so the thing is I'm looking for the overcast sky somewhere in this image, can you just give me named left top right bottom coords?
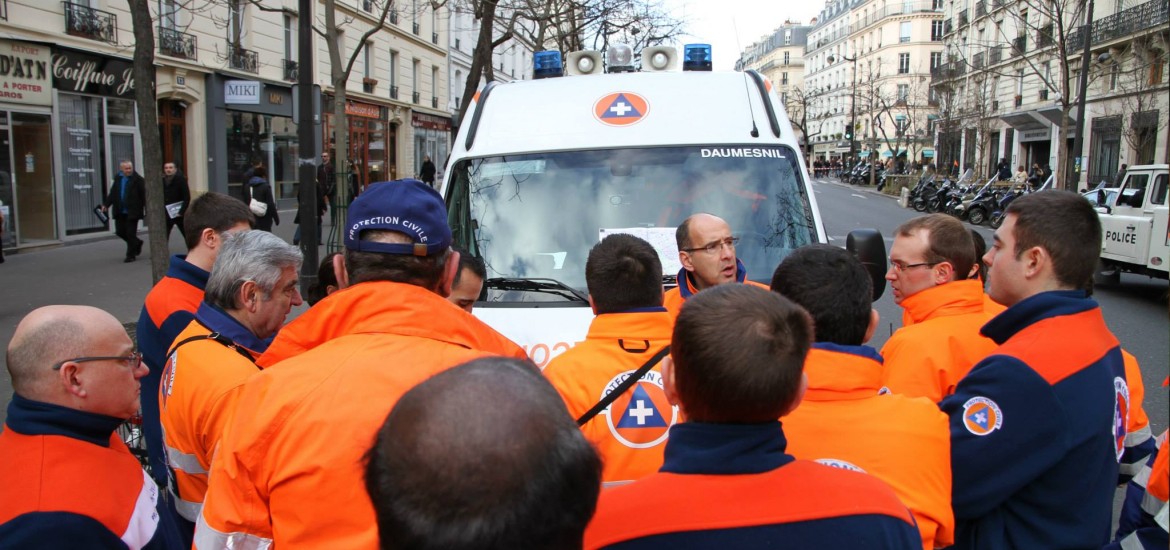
left=665, top=0, right=825, bottom=71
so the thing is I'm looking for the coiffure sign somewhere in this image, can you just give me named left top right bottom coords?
left=224, top=80, right=261, bottom=104
left=51, top=47, right=135, bottom=98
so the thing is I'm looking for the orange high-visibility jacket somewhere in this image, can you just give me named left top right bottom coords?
left=663, top=261, right=769, bottom=318
left=543, top=309, right=675, bottom=485
left=881, top=280, right=998, bottom=402
left=783, top=344, right=953, bottom=549
left=158, top=312, right=262, bottom=523
left=195, top=282, right=526, bottom=549
left=1120, top=350, right=1155, bottom=483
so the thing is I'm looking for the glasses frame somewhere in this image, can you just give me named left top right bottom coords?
left=52, top=352, right=143, bottom=371
left=681, top=236, right=740, bottom=255
left=889, top=259, right=944, bottom=272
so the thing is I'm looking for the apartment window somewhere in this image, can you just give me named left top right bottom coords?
left=283, top=15, right=295, bottom=62
left=431, top=65, right=438, bottom=94
left=1150, top=58, right=1164, bottom=85
left=362, top=0, right=372, bottom=12
left=455, top=38, right=461, bottom=50
left=227, top=0, right=244, bottom=44
left=932, top=0, right=943, bottom=9
left=930, top=51, right=942, bottom=70
left=931, top=20, right=944, bottom=40
left=1110, top=63, right=1119, bottom=90
left=785, top=30, right=792, bottom=45
left=897, top=84, right=909, bottom=101
left=390, top=50, right=398, bottom=87
left=898, top=53, right=910, bottom=73
left=781, top=92, right=789, bottom=104
left=781, top=72, right=789, bottom=85
left=900, top=22, right=912, bottom=43
left=159, top=0, right=180, bottom=29
left=1016, top=69, right=1025, bottom=96
left=412, top=58, right=419, bottom=92
left=363, top=43, right=372, bottom=79
left=784, top=51, right=790, bottom=65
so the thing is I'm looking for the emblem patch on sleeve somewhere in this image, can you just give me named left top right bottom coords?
left=962, top=396, right=1003, bottom=436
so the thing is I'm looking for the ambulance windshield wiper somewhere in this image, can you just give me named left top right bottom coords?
left=484, top=278, right=590, bottom=303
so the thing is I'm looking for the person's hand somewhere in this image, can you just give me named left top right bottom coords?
left=100, top=205, right=108, bottom=213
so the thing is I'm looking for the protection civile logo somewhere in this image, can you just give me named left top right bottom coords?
left=1113, top=376, right=1130, bottom=462
left=602, top=370, right=677, bottom=448
left=594, top=92, right=649, bottom=126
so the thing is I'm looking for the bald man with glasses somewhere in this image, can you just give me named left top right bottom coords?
left=880, top=214, right=998, bottom=403
left=0, top=305, right=180, bottom=549
left=663, top=213, right=768, bottom=317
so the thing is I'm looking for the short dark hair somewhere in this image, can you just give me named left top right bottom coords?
left=675, top=217, right=694, bottom=250
left=1005, top=190, right=1101, bottom=288
left=586, top=234, right=663, bottom=313
left=452, top=246, right=486, bottom=287
left=182, top=192, right=255, bottom=250
left=771, top=244, right=871, bottom=345
left=969, top=229, right=988, bottom=283
left=252, top=166, right=267, bottom=179
left=896, top=214, right=975, bottom=281
left=365, top=357, right=602, bottom=550
left=671, top=285, right=812, bottom=423
left=345, top=230, right=452, bottom=290
left=306, top=253, right=341, bottom=306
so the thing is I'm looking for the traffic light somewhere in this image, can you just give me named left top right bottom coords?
left=844, top=129, right=853, bottom=140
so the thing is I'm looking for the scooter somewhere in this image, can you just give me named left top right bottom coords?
left=951, top=177, right=997, bottom=221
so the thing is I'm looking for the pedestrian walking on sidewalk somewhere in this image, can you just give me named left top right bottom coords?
left=102, top=160, right=146, bottom=263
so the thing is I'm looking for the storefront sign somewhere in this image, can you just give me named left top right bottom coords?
left=411, top=112, right=451, bottom=131
left=51, top=47, right=134, bottom=98
left=0, top=40, right=52, bottom=106
left=1019, top=128, right=1051, bottom=143
left=225, top=80, right=260, bottom=104
left=345, top=99, right=381, bottom=118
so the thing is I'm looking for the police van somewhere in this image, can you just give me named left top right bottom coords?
left=1091, top=163, right=1169, bottom=284
left=441, top=44, right=882, bottom=367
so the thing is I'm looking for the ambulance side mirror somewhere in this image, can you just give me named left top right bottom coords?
left=846, top=228, right=887, bottom=301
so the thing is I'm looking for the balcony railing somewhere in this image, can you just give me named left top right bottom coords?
left=431, top=96, right=438, bottom=108
left=972, top=51, right=985, bottom=68
left=1068, top=0, right=1169, bottom=51
left=930, top=61, right=965, bottom=84
left=943, top=19, right=953, bottom=35
left=849, top=1, right=944, bottom=33
left=64, top=2, right=117, bottom=44
left=390, top=85, right=399, bottom=99
left=228, top=44, right=258, bottom=73
left=989, top=45, right=1003, bottom=64
left=958, top=9, right=969, bottom=26
left=363, top=78, right=377, bottom=94
left=283, top=59, right=298, bottom=82
left=412, top=91, right=420, bottom=104
left=1037, top=24, right=1054, bottom=48
left=158, top=26, right=197, bottom=59
left=1011, top=35, right=1026, bottom=56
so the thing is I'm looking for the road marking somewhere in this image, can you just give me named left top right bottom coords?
left=851, top=193, right=867, bottom=199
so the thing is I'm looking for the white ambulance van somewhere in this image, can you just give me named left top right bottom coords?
left=1092, top=163, right=1169, bottom=284
left=441, top=45, right=869, bottom=367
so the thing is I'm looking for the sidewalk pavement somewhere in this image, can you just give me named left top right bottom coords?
left=0, top=207, right=327, bottom=423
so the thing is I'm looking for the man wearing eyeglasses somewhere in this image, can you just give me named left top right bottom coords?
left=663, top=213, right=768, bottom=317
left=0, top=305, right=175, bottom=548
left=880, top=213, right=998, bottom=403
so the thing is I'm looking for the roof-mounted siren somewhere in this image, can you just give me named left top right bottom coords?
left=606, top=43, right=637, bottom=73
left=641, top=46, right=679, bottom=72
left=533, top=50, right=564, bottom=79
left=566, top=51, right=604, bottom=76
left=683, top=44, right=712, bottom=71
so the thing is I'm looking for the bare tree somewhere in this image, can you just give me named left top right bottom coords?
left=1106, top=45, right=1170, bottom=165
left=784, top=85, right=823, bottom=165
left=125, top=0, right=167, bottom=282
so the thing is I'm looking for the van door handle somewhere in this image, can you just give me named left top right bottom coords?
left=1125, top=225, right=1136, bottom=230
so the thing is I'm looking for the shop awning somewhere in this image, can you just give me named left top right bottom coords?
left=922, top=150, right=936, bottom=158
left=999, top=111, right=1048, bottom=131
left=881, top=150, right=907, bottom=158
left=858, top=151, right=871, bottom=158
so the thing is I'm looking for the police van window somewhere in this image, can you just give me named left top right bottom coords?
left=1119, top=174, right=1149, bottom=208
left=445, top=145, right=816, bottom=302
left=1151, top=174, right=1167, bottom=206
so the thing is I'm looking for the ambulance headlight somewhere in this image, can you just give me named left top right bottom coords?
left=683, top=44, right=712, bottom=71
left=606, top=43, right=635, bottom=73
left=533, top=50, right=564, bottom=79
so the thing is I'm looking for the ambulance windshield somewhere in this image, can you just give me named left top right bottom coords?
left=445, top=145, right=817, bottom=304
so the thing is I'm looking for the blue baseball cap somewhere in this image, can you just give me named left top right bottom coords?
left=344, top=179, right=452, bottom=257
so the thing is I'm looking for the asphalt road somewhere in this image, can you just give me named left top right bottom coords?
left=812, top=177, right=1169, bottom=437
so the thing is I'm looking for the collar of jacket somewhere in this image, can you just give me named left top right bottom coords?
left=900, top=279, right=987, bottom=325
left=660, top=421, right=794, bottom=475
left=980, top=289, right=1094, bottom=345
left=4, top=393, right=123, bottom=447
left=675, top=259, right=750, bottom=299
left=167, top=254, right=210, bottom=290
left=803, top=343, right=884, bottom=402
left=587, top=308, right=673, bottom=343
left=256, top=280, right=524, bottom=367
left=195, top=302, right=270, bottom=355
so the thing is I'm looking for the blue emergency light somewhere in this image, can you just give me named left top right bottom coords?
left=683, top=44, right=712, bottom=71
left=533, top=51, right=564, bottom=79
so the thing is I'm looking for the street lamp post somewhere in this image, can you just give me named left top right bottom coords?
left=828, top=53, right=858, bottom=169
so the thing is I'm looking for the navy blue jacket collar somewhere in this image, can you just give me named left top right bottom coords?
left=4, top=393, right=124, bottom=447
left=811, top=342, right=884, bottom=364
left=676, top=259, right=750, bottom=299
left=661, top=421, right=794, bottom=475
left=167, top=254, right=210, bottom=289
left=981, top=290, right=1095, bottom=344
left=194, top=302, right=270, bottom=354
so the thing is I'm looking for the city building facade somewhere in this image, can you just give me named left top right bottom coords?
left=931, top=0, right=1167, bottom=185
left=737, top=21, right=813, bottom=153
left=0, top=0, right=448, bottom=252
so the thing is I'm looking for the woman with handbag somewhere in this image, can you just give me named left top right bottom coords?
left=247, top=166, right=279, bottom=232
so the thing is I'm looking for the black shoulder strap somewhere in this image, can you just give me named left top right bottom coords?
left=576, top=346, right=671, bottom=427
left=167, top=332, right=256, bottom=364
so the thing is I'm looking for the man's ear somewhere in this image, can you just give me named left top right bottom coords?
left=934, top=260, right=955, bottom=284
left=1023, top=246, right=1047, bottom=279
left=779, top=373, right=808, bottom=417
left=438, top=250, right=461, bottom=297
left=333, top=254, right=350, bottom=290
left=60, top=362, right=86, bottom=399
left=863, top=308, right=880, bottom=344
left=678, top=251, right=694, bottom=272
left=200, top=228, right=217, bottom=249
left=239, top=280, right=261, bottom=312
left=661, top=356, right=680, bottom=407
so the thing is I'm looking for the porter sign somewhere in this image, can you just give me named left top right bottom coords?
left=225, top=80, right=260, bottom=104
